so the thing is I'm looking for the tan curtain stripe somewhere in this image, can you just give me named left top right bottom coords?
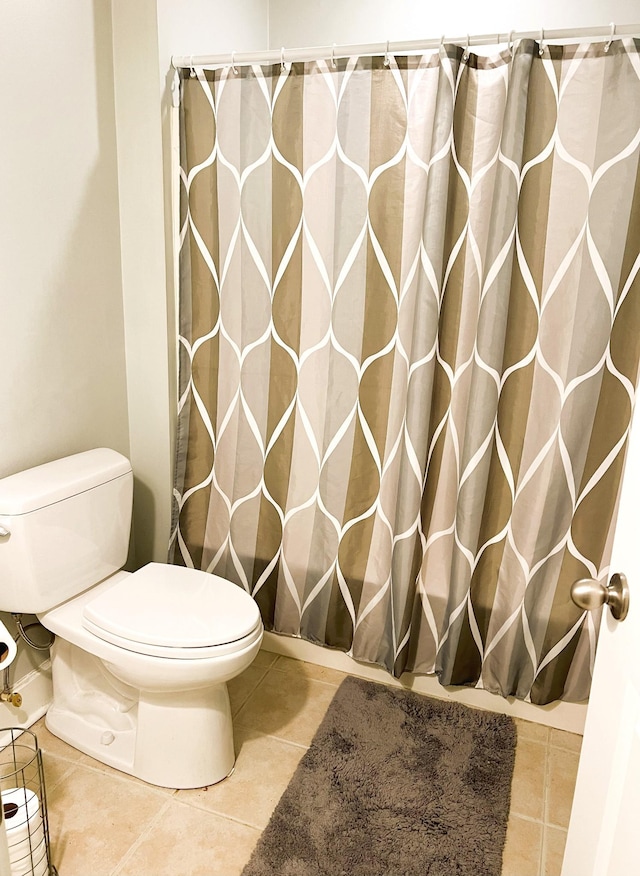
left=172, top=39, right=640, bottom=704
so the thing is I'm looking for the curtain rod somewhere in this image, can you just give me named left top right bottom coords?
left=171, top=22, right=640, bottom=69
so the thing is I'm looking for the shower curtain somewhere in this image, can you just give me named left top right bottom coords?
left=171, top=38, right=640, bottom=705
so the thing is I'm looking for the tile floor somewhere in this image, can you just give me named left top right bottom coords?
left=27, top=650, right=580, bottom=875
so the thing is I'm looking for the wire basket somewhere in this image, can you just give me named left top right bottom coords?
left=0, top=728, right=57, bottom=876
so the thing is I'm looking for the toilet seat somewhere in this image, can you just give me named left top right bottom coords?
left=82, top=563, right=263, bottom=660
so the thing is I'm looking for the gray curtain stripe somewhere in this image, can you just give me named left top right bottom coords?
left=172, top=40, right=640, bottom=705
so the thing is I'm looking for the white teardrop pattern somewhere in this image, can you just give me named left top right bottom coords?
left=172, top=40, right=640, bottom=704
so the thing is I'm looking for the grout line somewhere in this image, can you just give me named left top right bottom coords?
left=41, top=748, right=85, bottom=768
left=514, top=725, right=551, bottom=747
left=234, top=718, right=312, bottom=750
left=173, top=794, right=266, bottom=833
left=239, top=728, right=310, bottom=750
left=231, top=664, right=274, bottom=720
left=109, top=797, right=173, bottom=876
left=259, top=649, right=280, bottom=666
left=548, top=742, right=582, bottom=755
left=546, top=821, right=570, bottom=832
left=68, top=758, right=175, bottom=796
left=508, top=812, right=547, bottom=826
left=268, top=669, right=344, bottom=688
left=234, top=660, right=343, bottom=725
left=236, top=722, right=311, bottom=750
left=43, top=759, right=79, bottom=795
left=539, top=739, right=552, bottom=876
left=266, top=659, right=346, bottom=688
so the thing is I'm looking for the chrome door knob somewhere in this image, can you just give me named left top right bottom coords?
left=571, top=573, right=629, bottom=622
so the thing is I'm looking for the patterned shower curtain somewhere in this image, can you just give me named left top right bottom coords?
left=171, top=39, right=640, bottom=705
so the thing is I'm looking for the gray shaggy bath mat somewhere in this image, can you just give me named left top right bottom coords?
left=241, top=676, right=516, bottom=876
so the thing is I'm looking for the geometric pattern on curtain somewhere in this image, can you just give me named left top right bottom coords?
left=171, top=39, right=640, bottom=704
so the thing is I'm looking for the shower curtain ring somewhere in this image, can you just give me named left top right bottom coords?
left=507, top=30, right=515, bottom=57
left=384, top=40, right=391, bottom=66
left=231, top=51, right=238, bottom=75
left=189, top=55, right=196, bottom=78
left=331, top=43, right=337, bottom=68
left=280, top=46, right=287, bottom=72
left=462, top=34, right=470, bottom=62
left=539, top=28, right=545, bottom=57
left=605, top=22, right=616, bottom=52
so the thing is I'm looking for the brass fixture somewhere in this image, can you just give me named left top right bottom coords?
left=0, top=691, right=22, bottom=708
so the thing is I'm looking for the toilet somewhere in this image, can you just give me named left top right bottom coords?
left=0, top=448, right=263, bottom=789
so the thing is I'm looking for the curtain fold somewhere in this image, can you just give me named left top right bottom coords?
left=172, top=39, right=640, bottom=704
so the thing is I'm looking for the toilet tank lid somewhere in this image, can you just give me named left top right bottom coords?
left=0, top=449, right=132, bottom=516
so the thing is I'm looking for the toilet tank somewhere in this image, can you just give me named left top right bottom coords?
left=0, top=449, right=133, bottom=613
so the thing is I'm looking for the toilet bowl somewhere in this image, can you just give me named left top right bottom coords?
left=0, top=449, right=264, bottom=789
left=40, top=564, right=263, bottom=788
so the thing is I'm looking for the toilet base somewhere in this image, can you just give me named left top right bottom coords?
left=134, top=686, right=235, bottom=788
left=46, top=639, right=236, bottom=789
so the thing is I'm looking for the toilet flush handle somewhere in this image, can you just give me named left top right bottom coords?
left=0, top=526, right=9, bottom=537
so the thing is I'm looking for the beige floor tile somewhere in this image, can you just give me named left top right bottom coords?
left=47, top=763, right=168, bottom=876
left=228, top=664, right=271, bottom=717
left=235, top=671, right=338, bottom=746
left=549, top=728, right=583, bottom=753
left=547, top=747, right=580, bottom=828
left=114, top=799, right=260, bottom=876
left=177, top=726, right=304, bottom=829
left=502, top=814, right=543, bottom=876
left=29, top=717, right=85, bottom=763
left=227, top=647, right=282, bottom=716
left=28, top=660, right=580, bottom=876
left=75, top=752, right=178, bottom=794
left=515, top=717, right=550, bottom=745
left=41, top=751, right=78, bottom=794
left=271, top=655, right=347, bottom=686
left=543, top=826, right=568, bottom=876
left=252, top=649, right=280, bottom=670
left=509, top=738, right=547, bottom=821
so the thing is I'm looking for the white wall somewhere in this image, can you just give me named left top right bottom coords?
left=0, top=0, right=129, bottom=477
left=0, top=0, right=129, bottom=682
left=157, top=0, right=269, bottom=61
left=111, top=0, right=172, bottom=567
left=269, top=0, right=640, bottom=48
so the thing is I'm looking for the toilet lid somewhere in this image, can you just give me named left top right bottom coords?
left=82, top=563, right=261, bottom=649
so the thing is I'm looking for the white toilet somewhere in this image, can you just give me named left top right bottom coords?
left=0, top=448, right=263, bottom=789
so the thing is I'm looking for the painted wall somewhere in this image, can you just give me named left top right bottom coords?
left=269, top=0, right=640, bottom=48
left=110, top=0, right=172, bottom=569
left=0, top=0, right=128, bottom=478
left=0, top=0, right=129, bottom=683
